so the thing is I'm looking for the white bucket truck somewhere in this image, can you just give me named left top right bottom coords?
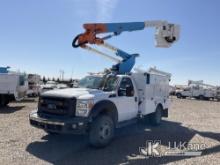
left=0, top=67, right=28, bottom=107
left=29, top=20, right=179, bottom=147
left=176, top=80, right=216, bottom=100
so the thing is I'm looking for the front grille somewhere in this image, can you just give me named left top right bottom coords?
left=38, top=96, right=76, bottom=116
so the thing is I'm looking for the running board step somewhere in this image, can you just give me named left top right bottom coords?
left=116, top=118, right=138, bottom=128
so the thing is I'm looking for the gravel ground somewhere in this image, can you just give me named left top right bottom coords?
left=0, top=97, right=220, bottom=165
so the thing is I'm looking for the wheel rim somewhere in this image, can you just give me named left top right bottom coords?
left=99, top=122, right=111, bottom=140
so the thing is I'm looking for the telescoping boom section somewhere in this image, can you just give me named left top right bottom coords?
left=73, top=20, right=180, bottom=74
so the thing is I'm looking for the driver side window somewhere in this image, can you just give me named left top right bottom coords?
left=118, top=77, right=134, bottom=97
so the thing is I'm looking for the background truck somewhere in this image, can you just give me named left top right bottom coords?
left=27, top=74, right=41, bottom=97
left=39, top=81, right=57, bottom=94
left=176, top=80, right=216, bottom=100
left=215, top=87, right=220, bottom=101
left=0, top=67, right=28, bottom=107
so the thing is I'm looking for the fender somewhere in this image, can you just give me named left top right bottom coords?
left=89, top=100, right=118, bottom=124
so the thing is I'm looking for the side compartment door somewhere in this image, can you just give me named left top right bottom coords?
left=144, top=74, right=156, bottom=115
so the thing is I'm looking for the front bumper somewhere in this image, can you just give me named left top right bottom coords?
left=29, top=111, right=90, bottom=134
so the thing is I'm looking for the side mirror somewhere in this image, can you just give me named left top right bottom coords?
left=118, top=88, right=125, bottom=96
left=126, top=86, right=134, bottom=97
left=109, top=92, right=116, bottom=98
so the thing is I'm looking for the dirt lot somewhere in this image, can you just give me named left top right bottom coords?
left=0, top=97, right=220, bottom=165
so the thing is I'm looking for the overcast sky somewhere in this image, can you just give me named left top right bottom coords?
left=0, top=0, right=220, bottom=85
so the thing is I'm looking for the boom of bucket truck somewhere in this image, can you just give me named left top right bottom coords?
left=72, top=20, right=180, bottom=74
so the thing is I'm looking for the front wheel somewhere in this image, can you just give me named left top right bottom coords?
left=89, top=115, right=114, bottom=148
left=150, top=105, right=162, bottom=126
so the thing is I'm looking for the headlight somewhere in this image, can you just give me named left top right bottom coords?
left=76, top=99, right=94, bottom=117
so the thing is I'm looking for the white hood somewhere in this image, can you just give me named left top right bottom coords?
left=41, top=88, right=110, bottom=99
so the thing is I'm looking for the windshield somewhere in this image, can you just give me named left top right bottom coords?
left=103, top=76, right=118, bottom=91
left=78, top=76, right=103, bottom=89
left=78, top=75, right=118, bottom=91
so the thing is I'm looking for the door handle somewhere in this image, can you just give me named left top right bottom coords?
left=135, top=97, right=138, bottom=102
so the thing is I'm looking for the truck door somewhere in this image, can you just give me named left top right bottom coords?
left=116, top=77, right=138, bottom=121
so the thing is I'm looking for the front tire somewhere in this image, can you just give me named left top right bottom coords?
left=150, top=105, right=162, bottom=126
left=89, top=115, right=114, bottom=148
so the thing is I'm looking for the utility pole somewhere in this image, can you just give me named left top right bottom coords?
left=59, top=70, right=64, bottom=81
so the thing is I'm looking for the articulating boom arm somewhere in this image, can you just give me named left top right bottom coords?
left=72, top=20, right=180, bottom=74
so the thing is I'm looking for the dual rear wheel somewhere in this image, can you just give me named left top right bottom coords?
left=149, top=105, right=162, bottom=126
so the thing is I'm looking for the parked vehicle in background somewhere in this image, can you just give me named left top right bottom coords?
left=0, top=67, right=28, bottom=107
left=176, top=80, right=216, bottom=100
left=56, top=83, right=68, bottom=89
left=215, top=87, right=220, bottom=101
left=40, top=81, right=57, bottom=94
left=169, top=85, right=176, bottom=95
left=70, top=79, right=79, bottom=88
left=27, top=74, right=41, bottom=97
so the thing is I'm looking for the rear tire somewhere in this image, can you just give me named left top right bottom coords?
left=0, top=95, right=9, bottom=107
left=199, top=95, right=204, bottom=100
left=150, top=105, right=162, bottom=126
left=176, top=93, right=182, bottom=98
left=89, top=115, right=114, bottom=148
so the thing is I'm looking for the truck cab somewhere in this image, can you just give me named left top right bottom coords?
left=30, top=70, right=170, bottom=147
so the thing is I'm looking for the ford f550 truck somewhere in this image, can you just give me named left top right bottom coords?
left=30, top=20, right=179, bottom=147
left=29, top=68, right=171, bottom=147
